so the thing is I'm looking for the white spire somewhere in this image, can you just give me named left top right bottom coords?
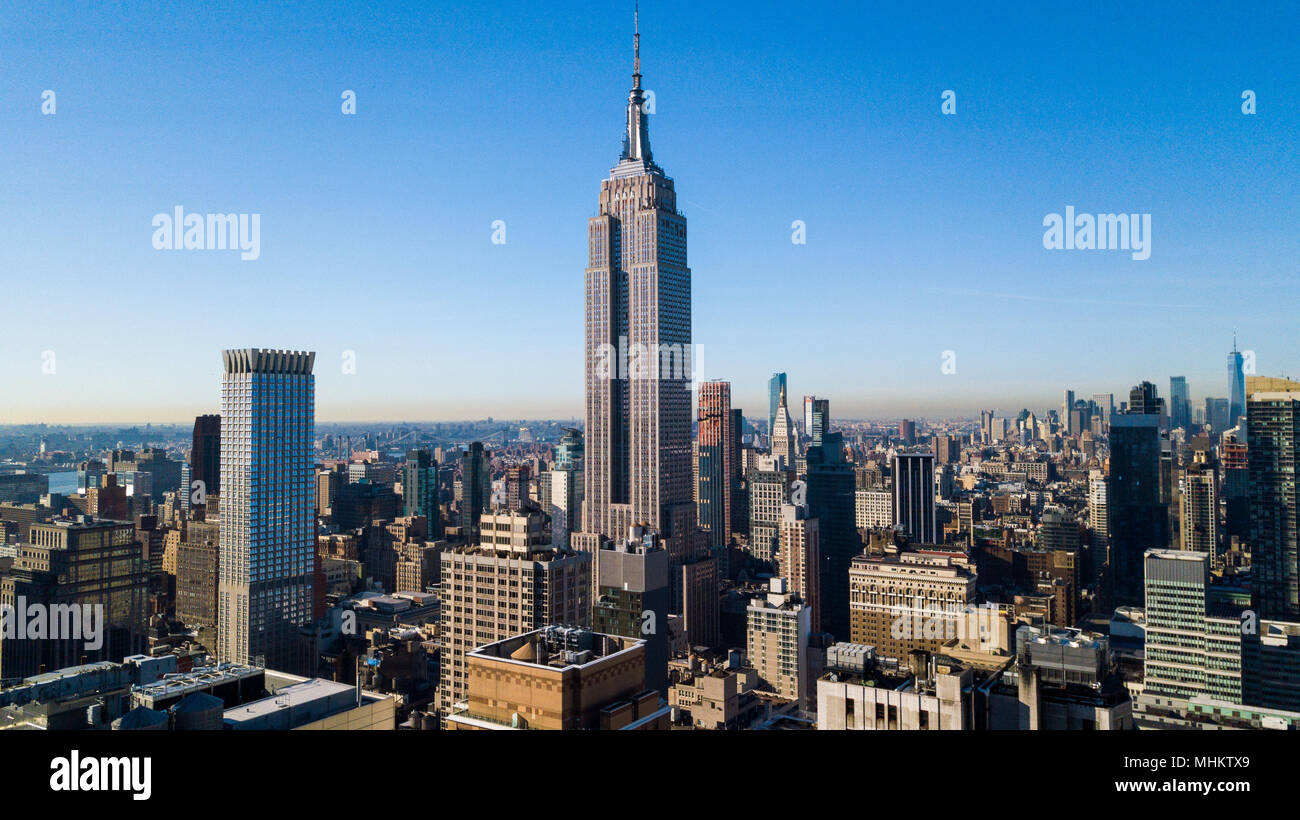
left=621, top=2, right=652, bottom=164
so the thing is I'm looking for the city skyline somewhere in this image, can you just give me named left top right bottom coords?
left=4, top=0, right=1300, bottom=764
left=4, top=1, right=1299, bottom=423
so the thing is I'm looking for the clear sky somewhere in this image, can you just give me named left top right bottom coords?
left=2, top=1, right=1297, bottom=424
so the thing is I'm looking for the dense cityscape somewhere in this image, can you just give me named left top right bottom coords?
left=1, top=0, right=1295, bottom=804
left=3, top=346, right=1295, bottom=735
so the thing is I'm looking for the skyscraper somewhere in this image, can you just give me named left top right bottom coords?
left=1228, top=338, right=1247, bottom=429
left=594, top=527, right=669, bottom=694
left=730, top=407, right=749, bottom=539
left=1180, top=463, right=1218, bottom=559
left=1108, top=388, right=1167, bottom=609
left=551, top=427, right=585, bottom=549
left=748, top=454, right=793, bottom=569
left=933, top=433, right=960, bottom=465
left=555, top=426, right=584, bottom=471
left=1169, top=376, right=1190, bottom=431
left=697, top=380, right=734, bottom=550
left=1092, top=393, right=1114, bottom=429
left=1088, top=469, right=1109, bottom=585
left=808, top=398, right=829, bottom=448
left=893, top=452, right=936, bottom=544
left=1206, top=397, right=1231, bottom=432
left=191, top=414, right=221, bottom=497
left=403, top=449, right=440, bottom=537
left=1128, top=380, right=1165, bottom=416
left=1222, top=431, right=1249, bottom=543
left=437, top=529, right=591, bottom=717
left=1063, top=390, right=1076, bottom=435
left=898, top=419, right=916, bottom=445
left=460, top=442, right=490, bottom=542
left=768, top=372, right=787, bottom=438
left=779, top=502, right=821, bottom=632
left=550, top=468, right=582, bottom=550
left=0, top=518, right=149, bottom=680
left=806, top=429, right=856, bottom=638
left=217, top=348, right=316, bottom=671
left=770, top=384, right=797, bottom=466
left=1247, top=376, right=1300, bottom=621
left=747, top=578, right=813, bottom=708
left=579, top=11, right=695, bottom=577
left=1142, top=549, right=1243, bottom=706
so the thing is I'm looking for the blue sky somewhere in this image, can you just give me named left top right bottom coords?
left=2, top=0, right=1297, bottom=423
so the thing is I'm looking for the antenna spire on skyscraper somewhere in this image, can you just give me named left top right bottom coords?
left=620, top=1, right=653, bottom=163
left=633, top=1, right=641, bottom=89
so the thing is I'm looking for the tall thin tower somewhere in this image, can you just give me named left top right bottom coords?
left=697, top=380, right=733, bottom=550
left=1228, top=335, right=1246, bottom=429
left=579, top=6, right=696, bottom=571
left=217, top=348, right=316, bottom=671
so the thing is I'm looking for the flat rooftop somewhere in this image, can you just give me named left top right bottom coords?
left=471, top=626, right=643, bottom=671
left=222, top=677, right=389, bottom=730
left=133, top=662, right=263, bottom=699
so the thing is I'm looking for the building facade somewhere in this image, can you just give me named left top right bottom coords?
left=216, top=348, right=316, bottom=671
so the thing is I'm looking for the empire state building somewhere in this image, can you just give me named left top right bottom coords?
left=576, top=11, right=698, bottom=575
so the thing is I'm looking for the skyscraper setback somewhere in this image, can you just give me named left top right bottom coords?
left=579, top=16, right=696, bottom=574
left=217, top=349, right=317, bottom=672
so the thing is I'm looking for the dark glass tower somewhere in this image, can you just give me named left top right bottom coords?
left=806, top=429, right=855, bottom=639
left=892, top=452, right=936, bottom=544
left=1108, top=388, right=1167, bottom=608
left=1248, top=380, right=1300, bottom=620
left=404, top=449, right=441, bottom=537
left=460, top=442, right=491, bottom=542
left=191, top=414, right=221, bottom=496
left=1170, top=376, right=1190, bottom=430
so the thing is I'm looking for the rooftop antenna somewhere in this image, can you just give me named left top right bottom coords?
left=633, top=1, right=641, bottom=88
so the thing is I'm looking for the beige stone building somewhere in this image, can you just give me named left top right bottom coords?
left=446, top=626, right=668, bottom=730
left=848, top=549, right=977, bottom=659
left=437, top=513, right=591, bottom=716
left=778, top=503, right=820, bottom=632
left=745, top=578, right=811, bottom=708
left=668, top=651, right=762, bottom=729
